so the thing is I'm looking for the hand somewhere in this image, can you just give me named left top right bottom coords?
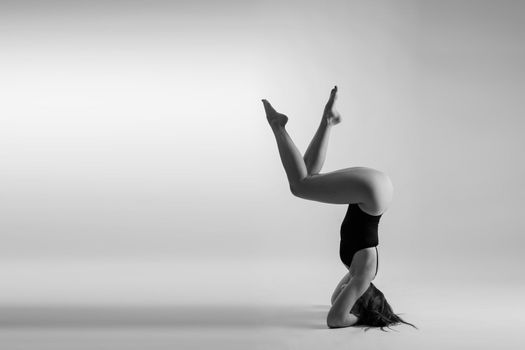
left=323, top=86, right=341, bottom=126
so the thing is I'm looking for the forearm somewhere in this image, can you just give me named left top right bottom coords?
left=331, top=283, right=347, bottom=305
left=327, top=277, right=370, bottom=328
left=334, top=277, right=369, bottom=313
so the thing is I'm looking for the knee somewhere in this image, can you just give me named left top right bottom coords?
left=289, top=180, right=305, bottom=197
left=289, top=183, right=299, bottom=197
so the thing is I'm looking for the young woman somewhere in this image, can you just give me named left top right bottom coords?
left=262, top=86, right=416, bottom=330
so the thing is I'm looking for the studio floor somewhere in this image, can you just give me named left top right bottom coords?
left=0, top=259, right=522, bottom=349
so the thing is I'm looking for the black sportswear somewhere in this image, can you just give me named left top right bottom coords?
left=339, top=203, right=382, bottom=276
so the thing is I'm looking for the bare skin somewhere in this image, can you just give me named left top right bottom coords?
left=262, top=86, right=394, bottom=328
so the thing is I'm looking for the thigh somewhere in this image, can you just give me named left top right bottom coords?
left=294, top=168, right=373, bottom=205
left=298, top=167, right=393, bottom=215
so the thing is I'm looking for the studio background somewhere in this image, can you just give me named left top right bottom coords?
left=1, top=0, right=523, bottom=349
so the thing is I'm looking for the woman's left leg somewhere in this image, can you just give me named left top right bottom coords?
left=263, top=100, right=371, bottom=205
left=303, top=86, right=341, bottom=175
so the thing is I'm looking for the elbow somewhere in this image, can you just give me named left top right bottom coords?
left=327, top=312, right=358, bottom=329
left=326, top=315, right=341, bottom=329
left=326, top=308, right=339, bottom=328
left=326, top=310, right=353, bottom=329
left=327, top=319, right=343, bottom=329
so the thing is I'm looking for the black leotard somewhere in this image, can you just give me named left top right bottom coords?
left=340, top=203, right=382, bottom=276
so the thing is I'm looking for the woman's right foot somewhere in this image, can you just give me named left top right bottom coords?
left=262, top=99, right=288, bottom=128
left=323, top=86, right=342, bottom=126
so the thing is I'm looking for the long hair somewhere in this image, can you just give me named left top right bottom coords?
left=350, top=283, right=418, bottom=331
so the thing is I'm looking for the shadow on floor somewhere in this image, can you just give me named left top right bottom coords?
left=0, top=304, right=330, bottom=330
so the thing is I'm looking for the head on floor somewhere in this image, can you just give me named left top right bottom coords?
left=350, top=283, right=417, bottom=331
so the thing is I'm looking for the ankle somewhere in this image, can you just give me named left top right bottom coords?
left=270, top=123, right=285, bottom=132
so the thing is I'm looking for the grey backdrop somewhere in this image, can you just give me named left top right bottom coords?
left=0, top=0, right=523, bottom=347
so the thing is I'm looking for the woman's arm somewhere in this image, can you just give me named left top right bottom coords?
left=330, top=271, right=351, bottom=305
left=327, top=276, right=371, bottom=328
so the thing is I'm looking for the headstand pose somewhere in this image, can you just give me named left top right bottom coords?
left=262, top=86, right=416, bottom=330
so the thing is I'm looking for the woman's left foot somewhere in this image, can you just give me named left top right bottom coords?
left=262, top=99, right=288, bottom=128
left=323, top=86, right=342, bottom=126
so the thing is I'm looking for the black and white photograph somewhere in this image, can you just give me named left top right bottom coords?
left=1, top=0, right=523, bottom=349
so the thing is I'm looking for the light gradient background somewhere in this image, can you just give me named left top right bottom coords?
left=1, top=0, right=524, bottom=349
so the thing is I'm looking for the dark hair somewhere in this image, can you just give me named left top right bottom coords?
left=350, top=283, right=418, bottom=331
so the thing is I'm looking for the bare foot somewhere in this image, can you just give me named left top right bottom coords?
left=323, top=86, right=341, bottom=126
left=262, top=99, right=288, bottom=128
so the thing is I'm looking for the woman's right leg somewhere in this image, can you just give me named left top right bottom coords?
left=262, top=99, right=390, bottom=211
left=267, top=123, right=371, bottom=205
left=293, top=167, right=393, bottom=212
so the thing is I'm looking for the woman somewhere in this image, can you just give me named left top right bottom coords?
left=262, top=86, right=416, bottom=330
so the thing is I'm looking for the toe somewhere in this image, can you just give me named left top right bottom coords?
left=262, top=100, right=277, bottom=114
left=327, top=91, right=336, bottom=105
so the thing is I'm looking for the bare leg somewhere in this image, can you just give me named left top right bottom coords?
left=303, top=119, right=331, bottom=175
left=303, top=86, right=341, bottom=175
left=269, top=124, right=309, bottom=189
left=262, top=99, right=308, bottom=190
left=262, top=96, right=391, bottom=211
